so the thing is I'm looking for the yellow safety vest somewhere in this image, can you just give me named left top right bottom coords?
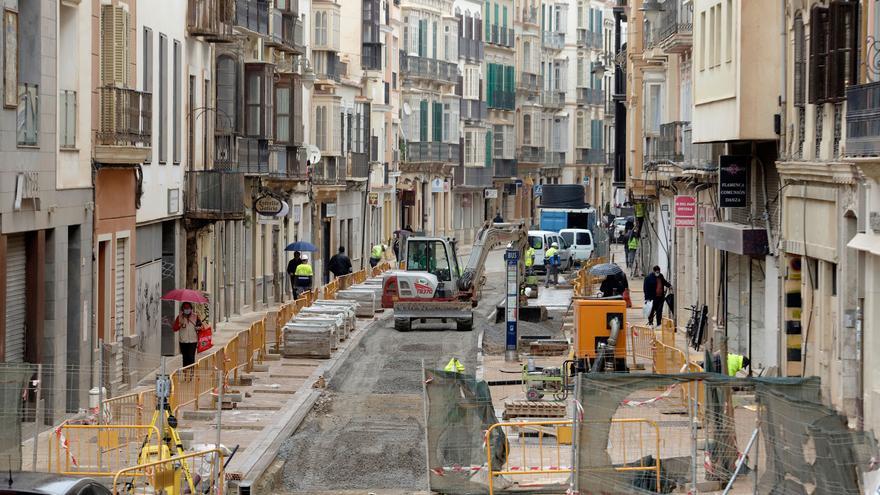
left=627, top=235, right=639, bottom=250
left=728, top=354, right=744, bottom=376
left=371, top=245, right=384, bottom=258
left=525, top=247, right=536, bottom=268
left=294, top=263, right=314, bottom=276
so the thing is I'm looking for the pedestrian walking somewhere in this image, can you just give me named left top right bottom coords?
left=328, top=246, right=353, bottom=278
left=544, top=242, right=561, bottom=288
left=172, top=302, right=201, bottom=369
left=626, top=230, right=639, bottom=269
left=294, top=254, right=315, bottom=297
left=370, top=243, right=386, bottom=268
left=643, top=265, right=672, bottom=326
left=287, top=250, right=302, bottom=296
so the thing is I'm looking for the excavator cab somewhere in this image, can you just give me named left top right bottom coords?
left=404, top=238, right=461, bottom=298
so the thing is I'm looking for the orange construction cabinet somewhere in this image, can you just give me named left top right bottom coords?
left=573, top=299, right=627, bottom=360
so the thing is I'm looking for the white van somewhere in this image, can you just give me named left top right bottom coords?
left=559, top=229, right=594, bottom=262
left=527, top=230, right=573, bottom=273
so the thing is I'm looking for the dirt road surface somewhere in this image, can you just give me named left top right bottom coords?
left=276, top=257, right=506, bottom=494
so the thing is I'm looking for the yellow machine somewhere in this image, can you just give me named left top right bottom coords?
left=572, top=298, right=628, bottom=372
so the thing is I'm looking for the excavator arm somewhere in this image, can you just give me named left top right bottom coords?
left=457, top=222, right=528, bottom=293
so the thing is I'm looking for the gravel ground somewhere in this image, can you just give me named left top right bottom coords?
left=482, top=303, right=569, bottom=355
left=276, top=266, right=504, bottom=494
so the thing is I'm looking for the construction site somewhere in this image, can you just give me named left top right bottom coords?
left=3, top=238, right=878, bottom=494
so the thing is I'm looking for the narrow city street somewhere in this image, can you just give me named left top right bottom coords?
left=275, top=255, right=506, bottom=494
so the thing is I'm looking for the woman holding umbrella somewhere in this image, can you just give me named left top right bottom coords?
left=172, top=302, right=202, bottom=368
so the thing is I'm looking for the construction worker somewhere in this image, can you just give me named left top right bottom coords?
left=712, top=352, right=750, bottom=376
left=626, top=229, right=639, bottom=270
left=544, top=242, right=560, bottom=288
left=294, top=254, right=314, bottom=297
left=370, top=243, right=386, bottom=268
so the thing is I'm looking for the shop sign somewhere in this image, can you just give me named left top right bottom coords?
left=325, top=202, right=337, bottom=217
left=293, top=204, right=302, bottom=222
left=719, top=155, right=750, bottom=208
left=368, top=192, right=379, bottom=205
left=485, top=188, right=499, bottom=199
left=254, top=195, right=283, bottom=216
left=534, top=184, right=543, bottom=197
left=431, top=178, right=445, bottom=193
left=674, top=195, right=697, bottom=228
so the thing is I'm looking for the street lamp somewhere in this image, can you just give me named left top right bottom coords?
left=292, top=55, right=316, bottom=90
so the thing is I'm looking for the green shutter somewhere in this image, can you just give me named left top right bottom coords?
left=485, top=131, right=493, bottom=167
left=505, top=66, right=514, bottom=94
left=589, top=8, right=594, bottom=32
left=598, top=11, right=603, bottom=31
left=494, top=4, right=499, bottom=27
left=432, top=21, right=437, bottom=59
left=487, top=64, right=495, bottom=107
left=503, top=6, right=507, bottom=28
left=419, top=19, right=427, bottom=57
left=541, top=5, right=545, bottom=30
left=420, top=100, right=428, bottom=141
left=485, top=1, right=490, bottom=38
left=433, top=102, right=442, bottom=142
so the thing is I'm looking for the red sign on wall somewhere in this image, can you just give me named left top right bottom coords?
left=674, top=195, right=697, bottom=228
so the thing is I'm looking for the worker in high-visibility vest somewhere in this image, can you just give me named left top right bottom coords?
left=294, top=254, right=314, bottom=297
left=626, top=230, right=639, bottom=269
left=544, top=242, right=560, bottom=288
left=713, top=352, right=751, bottom=376
left=370, top=243, right=386, bottom=268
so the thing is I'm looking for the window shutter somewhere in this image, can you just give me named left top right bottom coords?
left=101, top=5, right=130, bottom=86
left=433, top=101, right=442, bottom=142
left=419, top=100, right=428, bottom=141
left=809, top=5, right=829, bottom=104
left=505, top=65, right=514, bottom=94
left=794, top=14, right=805, bottom=106
left=829, top=0, right=858, bottom=101
left=485, top=130, right=492, bottom=167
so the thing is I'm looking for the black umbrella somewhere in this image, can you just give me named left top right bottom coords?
left=285, top=241, right=317, bottom=252
left=589, top=263, right=624, bottom=277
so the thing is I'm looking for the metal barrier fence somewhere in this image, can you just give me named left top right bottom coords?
left=170, top=351, right=222, bottom=413
left=485, top=418, right=661, bottom=495
left=49, top=424, right=161, bottom=477
left=485, top=420, right=573, bottom=494
left=660, top=318, right=675, bottom=347
left=111, top=448, right=226, bottom=495
left=628, top=324, right=655, bottom=370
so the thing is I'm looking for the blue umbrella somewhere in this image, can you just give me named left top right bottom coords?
left=285, top=241, right=317, bottom=252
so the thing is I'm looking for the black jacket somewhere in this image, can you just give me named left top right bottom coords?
left=328, top=253, right=352, bottom=276
left=643, top=272, right=671, bottom=301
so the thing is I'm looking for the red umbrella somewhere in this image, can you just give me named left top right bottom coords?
left=161, top=288, right=209, bottom=304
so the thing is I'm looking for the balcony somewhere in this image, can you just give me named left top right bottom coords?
left=577, top=87, right=604, bottom=106
left=313, top=157, right=347, bottom=185
left=544, top=151, right=565, bottom=168
left=488, top=90, right=515, bottom=111
left=517, top=145, right=545, bottom=164
left=185, top=170, right=246, bottom=221
left=644, top=121, right=687, bottom=163
left=576, top=148, right=606, bottom=165
left=403, top=142, right=460, bottom=163
left=188, top=0, right=235, bottom=41
left=488, top=25, right=515, bottom=48
left=349, top=152, right=370, bottom=179
left=267, top=9, right=304, bottom=53
left=59, top=90, right=76, bottom=149
left=95, top=87, right=152, bottom=165
left=846, top=82, right=880, bottom=157
left=461, top=99, right=488, bottom=122
left=236, top=137, right=269, bottom=174
left=493, top=158, right=517, bottom=178
left=234, top=0, right=269, bottom=37
left=577, top=29, right=602, bottom=49
left=518, top=72, right=543, bottom=93
left=399, top=51, right=459, bottom=84
left=454, top=164, right=494, bottom=187
left=542, top=90, right=566, bottom=108
left=657, top=1, right=693, bottom=54
left=459, top=37, right=484, bottom=62
left=542, top=31, right=565, bottom=51
left=268, top=145, right=308, bottom=180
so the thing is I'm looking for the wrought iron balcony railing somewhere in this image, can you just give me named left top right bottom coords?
left=97, top=86, right=152, bottom=148
left=399, top=51, right=459, bottom=84
left=185, top=170, right=246, bottom=220
left=402, top=142, right=460, bottom=163
left=517, top=145, right=545, bottom=163
left=234, top=0, right=269, bottom=36
left=518, top=72, right=543, bottom=92
left=493, top=158, right=517, bottom=178
left=268, top=9, right=304, bottom=53
left=542, top=31, right=565, bottom=50
left=542, top=90, right=566, bottom=108
left=488, top=90, right=515, bottom=110
left=188, top=0, right=235, bottom=41
left=846, top=82, right=880, bottom=157
left=576, top=148, right=606, bottom=165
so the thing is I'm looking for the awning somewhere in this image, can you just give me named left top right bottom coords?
left=704, top=222, right=769, bottom=256
left=847, top=233, right=880, bottom=256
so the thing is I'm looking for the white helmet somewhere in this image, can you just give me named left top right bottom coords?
left=551, top=242, right=559, bottom=248
left=301, top=254, right=309, bottom=261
